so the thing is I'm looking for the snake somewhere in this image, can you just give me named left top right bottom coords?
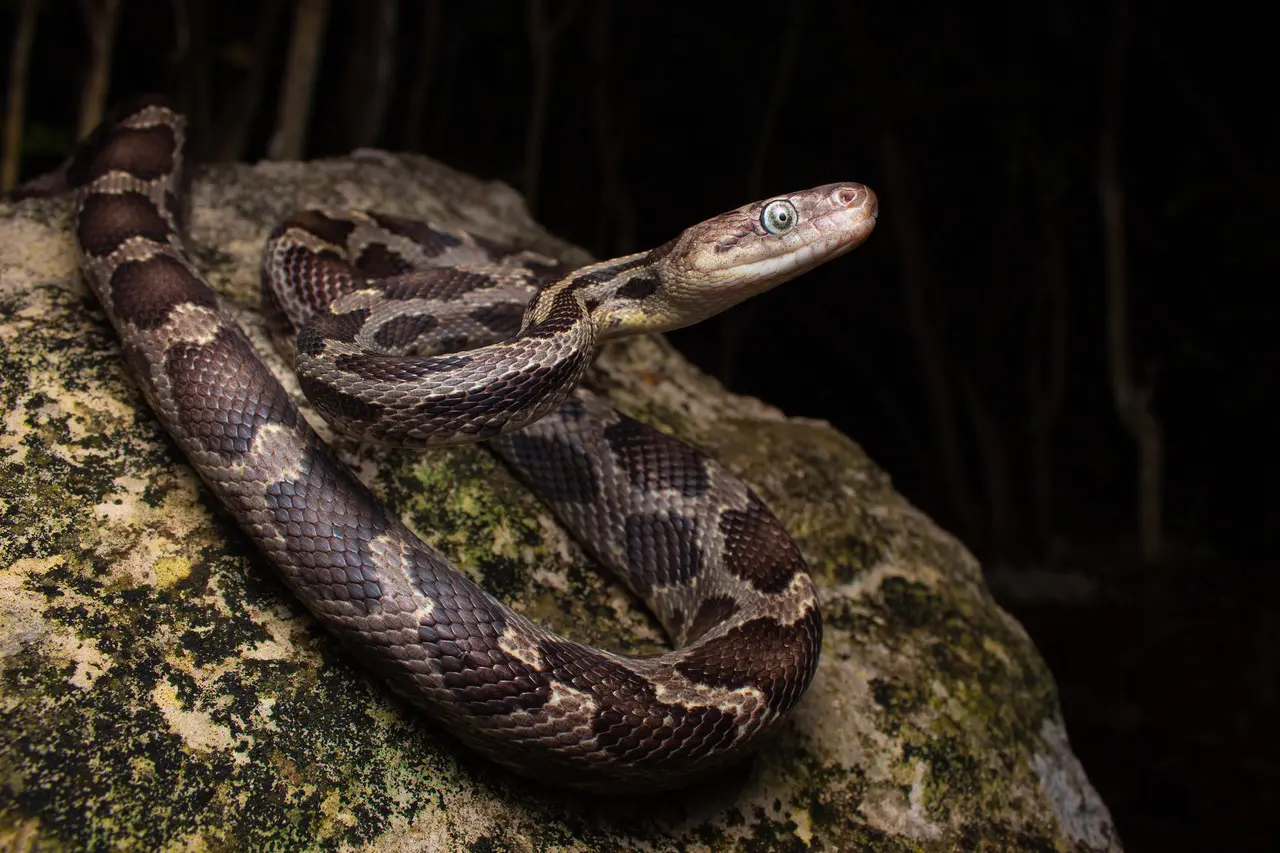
left=68, top=96, right=878, bottom=792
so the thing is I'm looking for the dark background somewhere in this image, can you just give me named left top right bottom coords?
left=4, top=2, right=1275, bottom=849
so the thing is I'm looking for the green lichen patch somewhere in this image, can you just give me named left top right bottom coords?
left=1, top=156, right=1118, bottom=852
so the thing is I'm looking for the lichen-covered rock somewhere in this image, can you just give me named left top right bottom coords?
left=0, top=151, right=1120, bottom=852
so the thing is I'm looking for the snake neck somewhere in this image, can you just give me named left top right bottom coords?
left=523, top=240, right=680, bottom=340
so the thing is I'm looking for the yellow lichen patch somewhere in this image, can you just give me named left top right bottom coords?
left=317, top=787, right=358, bottom=840
left=152, top=676, right=236, bottom=754
left=487, top=520, right=520, bottom=560
left=154, top=556, right=193, bottom=588
left=0, top=815, right=46, bottom=853
left=130, top=754, right=157, bottom=781
left=91, top=474, right=215, bottom=590
left=982, top=634, right=1012, bottom=665
left=160, top=830, right=212, bottom=853
left=791, top=806, right=815, bottom=846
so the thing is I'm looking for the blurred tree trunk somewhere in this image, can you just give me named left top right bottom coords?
left=588, top=0, right=635, bottom=256
left=2, top=0, right=41, bottom=191
left=173, top=0, right=215, bottom=159
left=1099, top=0, right=1164, bottom=563
left=960, top=372, right=1013, bottom=557
left=879, top=129, right=982, bottom=545
left=77, top=0, right=120, bottom=138
left=269, top=0, right=329, bottom=161
left=523, top=0, right=581, bottom=212
left=337, top=0, right=397, bottom=150
left=1027, top=149, right=1069, bottom=556
left=211, top=0, right=288, bottom=161
left=398, top=1, right=441, bottom=151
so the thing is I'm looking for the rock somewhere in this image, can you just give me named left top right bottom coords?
left=0, top=151, right=1120, bottom=852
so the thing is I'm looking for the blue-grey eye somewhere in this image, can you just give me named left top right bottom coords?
left=761, top=199, right=798, bottom=235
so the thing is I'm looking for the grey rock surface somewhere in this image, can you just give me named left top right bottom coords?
left=0, top=151, right=1120, bottom=852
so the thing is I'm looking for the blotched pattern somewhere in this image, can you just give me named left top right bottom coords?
left=72, top=95, right=878, bottom=791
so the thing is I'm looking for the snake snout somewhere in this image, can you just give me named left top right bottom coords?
left=829, top=183, right=877, bottom=220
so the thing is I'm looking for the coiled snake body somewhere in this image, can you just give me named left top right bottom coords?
left=71, top=98, right=877, bottom=792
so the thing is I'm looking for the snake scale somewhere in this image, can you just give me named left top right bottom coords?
left=69, top=96, right=877, bottom=792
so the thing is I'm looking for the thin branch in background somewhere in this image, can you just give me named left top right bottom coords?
left=1099, top=0, right=1164, bottom=563
left=2, top=0, right=42, bottom=192
left=589, top=0, right=635, bottom=255
left=719, top=0, right=808, bottom=386
left=1026, top=146, right=1070, bottom=556
left=1152, top=38, right=1269, bottom=198
left=746, top=0, right=807, bottom=199
left=337, top=0, right=397, bottom=150
left=76, top=0, right=121, bottom=138
left=173, top=0, right=216, bottom=157
left=523, top=0, right=582, bottom=213
left=398, top=0, right=441, bottom=151
left=211, top=0, right=287, bottom=161
left=269, top=0, right=329, bottom=161
left=959, top=370, right=1013, bottom=558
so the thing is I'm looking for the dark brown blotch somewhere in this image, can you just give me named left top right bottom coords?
left=624, top=511, right=702, bottom=593
left=355, top=242, right=415, bottom=278
left=298, top=373, right=385, bottom=428
left=110, top=254, right=216, bottom=329
left=522, top=287, right=583, bottom=339
left=602, top=416, right=710, bottom=497
left=330, top=351, right=473, bottom=383
left=470, top=233, right=519, bottom=262
left=296, top=308, right=370, bottom=357
left=264, top=438, right=393, bottom=616
left=166, top=326, right=298, bottom=458
left=616, top=274, right=659, bottom=300
left=684, top=595, right=740, bottom=645
left=675, top=607, right=822, bottom=714
left=718, top=494, right=805, bottom=593
left=64, top=97, right=177, bottom=189
left=381, top=268, right=497, bottom=301
left=275, top=210, right=357, bottom=247
left=77, top=191, right=172, bottom=257
left=368, top=212, right=463, bottom=256
left=372, top=313, right=441, bottom=351
left=401, top=567, right=555, bottom=716
left=82, top=124, right=177, bottom=183
left=568, top=255, right=649, bottom=290
left=497, top=433, right=600, bottom=504
left=468, top=302, right=526, bottom=338
left=537, top=639, right=739, bottom=765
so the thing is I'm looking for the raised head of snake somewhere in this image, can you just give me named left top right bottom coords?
left=291, top=182, right=877, bottom=447
left=561, top=182, right=878, bottom=336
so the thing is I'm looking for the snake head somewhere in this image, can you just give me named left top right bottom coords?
left=652, top=182, right=878, bottom=330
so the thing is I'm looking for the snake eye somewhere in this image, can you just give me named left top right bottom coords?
left=761, top=199, right=799, bottom=235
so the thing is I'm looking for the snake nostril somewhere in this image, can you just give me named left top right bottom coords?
left=834, top=186, right=860, bottom=207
